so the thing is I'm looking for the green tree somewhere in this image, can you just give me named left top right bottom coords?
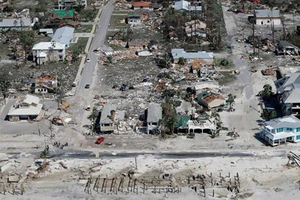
left=88, top=107, right=98, bottom=132
left=0, top=80, right=11, bottom=99
left=161, top=102, right=178, bottom=135
left=226, top=93, right=235, bottom=110
left=261, top=109, right=277, bottom=121
left=178, top=57, right=187, bottom=65
left=19, top=31, right=35, bottom=61
left=259, top=84, right=273, bottom=100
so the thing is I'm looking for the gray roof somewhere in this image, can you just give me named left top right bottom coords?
left=279, top=40, right=299, bottom=49
left=265, top=115, right=300, bottom=129
left=171, top=48, right=213, bottom=59
left=276, top=72, right=300, bottom=103
left=100, top=104, right=117, bottom=124
left=51, top=26, right=74, bottom=47
left=147, top=103, right=162, bottom=123
left=255, top=10, right=280, bottom=18
left=0, top=18, right=31, bottom=28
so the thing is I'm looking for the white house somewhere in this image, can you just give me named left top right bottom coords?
left=7, top=94, right=43, bottom=121
left=32, top=42, right=66, bottom=64
left=254, top=9, right=281, bottom=26
left=127, top=13, right=141, bottom=25
left=260, top=115, right=300, bottom=146
left=172, top=0, right=202, bottom=12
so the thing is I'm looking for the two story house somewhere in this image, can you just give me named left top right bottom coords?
left=146, top=103, right=162, bottom=134
left=275, top=71, right=300, bottom=118
left=32, top=42, right=66, bottom=64
left=260, top=115, right=300, bottom=146
left=254, top=9, right=281, bottom=26
left=99, top=104, right=125, bottom=133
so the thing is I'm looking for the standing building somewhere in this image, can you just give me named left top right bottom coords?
left=254, top=9, right=281, bottom=25
left=260, top=115, right=300, bottom=146
left=146, top=103, right=162, bottom=134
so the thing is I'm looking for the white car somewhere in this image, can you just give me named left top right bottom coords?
left=86, top=58, right=91, bottom=63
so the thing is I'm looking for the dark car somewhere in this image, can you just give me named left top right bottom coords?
left=95, top=137, right=105, bottom=144
left=85, top=84, right=90, bottom=89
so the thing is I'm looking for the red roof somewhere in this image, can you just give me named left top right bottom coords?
left=132, top=1, right=151, bottom=7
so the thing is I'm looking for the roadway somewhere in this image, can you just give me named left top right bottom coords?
left=73, top=0, right=116, bottom=124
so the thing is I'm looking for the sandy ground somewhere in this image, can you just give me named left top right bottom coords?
left=0, top=154, right=299, bottom=200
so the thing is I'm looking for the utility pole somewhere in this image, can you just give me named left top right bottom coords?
left=252, top=21, right=255, bottom=55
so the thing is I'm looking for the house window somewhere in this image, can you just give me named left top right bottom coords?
left=276, top=128, right=283, bottom=133
left=296, top=128, right=300, bottom=132
left=287, top=137, right=293, bottom=140
left=286, top=127, right=293, bottom=132
left=58, top=50, right=63, bottom=53
left=296, top=135, right=300, bottom=140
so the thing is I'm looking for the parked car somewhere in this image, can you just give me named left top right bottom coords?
left=95, top=137, right=105, bottom=144
left=86, top=58, right=91, bottom=63
left=85, top=84, right=90, bottom=89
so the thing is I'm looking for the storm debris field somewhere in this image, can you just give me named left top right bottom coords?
left=0, top=61, right=79, bottom=94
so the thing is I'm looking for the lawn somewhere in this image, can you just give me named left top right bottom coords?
left=109, top=15, right=127, bottom=28
left=70, top=37, right=89, bottom=53
left=75, top=25, right=94, bottom=33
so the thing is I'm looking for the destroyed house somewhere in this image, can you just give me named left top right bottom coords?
left=185, top=20, right=206, bottom=38
left=146, top=103, right=162, bottom=134
left=275, top=71, right=300, bottom=118
left=275, top=41, right=300, bottom=55
left=35, top=74, right=57, bottom=94
left=196, top=91, right=225, bottom=109
left=50, top=10, right=78, bottom=27
left=259, top=115, right=300, bottom=146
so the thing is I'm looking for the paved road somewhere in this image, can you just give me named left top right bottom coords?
left=73, top=0, right=115, bottom=124
left=10, top=149, right=290, bottom=160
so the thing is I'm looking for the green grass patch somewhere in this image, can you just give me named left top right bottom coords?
left=70, top=37, right=89, bottom=53
left=218, top=72, right=237, bottom=85
left=109, top=15, right=127, bottom=28
left=75, top=24, right=94, bottom=33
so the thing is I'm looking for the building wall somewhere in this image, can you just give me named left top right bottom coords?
left=0, top=26, right=31, bottom=31
left=256, top=18, right=281, bottom=26
left=35, top=87, right=48, bottom=94
left=261, top=126, right=300, bottom=145
left=100, top=123, right=114, bottom=132
left=128, top=18, right=141, bottom=25
left=133, top=6, right=152, bottom=10
left=33, top=49, right=66, bottom=62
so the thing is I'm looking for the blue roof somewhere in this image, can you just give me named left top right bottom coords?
left=171, top=48, right=213, bottom=59
left=51, top=26, right=74, bottom=47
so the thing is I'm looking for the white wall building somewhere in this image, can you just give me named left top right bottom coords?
left=260, top=115, right=300, bottom=146
left=254, top=9, right=281, bottom=26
